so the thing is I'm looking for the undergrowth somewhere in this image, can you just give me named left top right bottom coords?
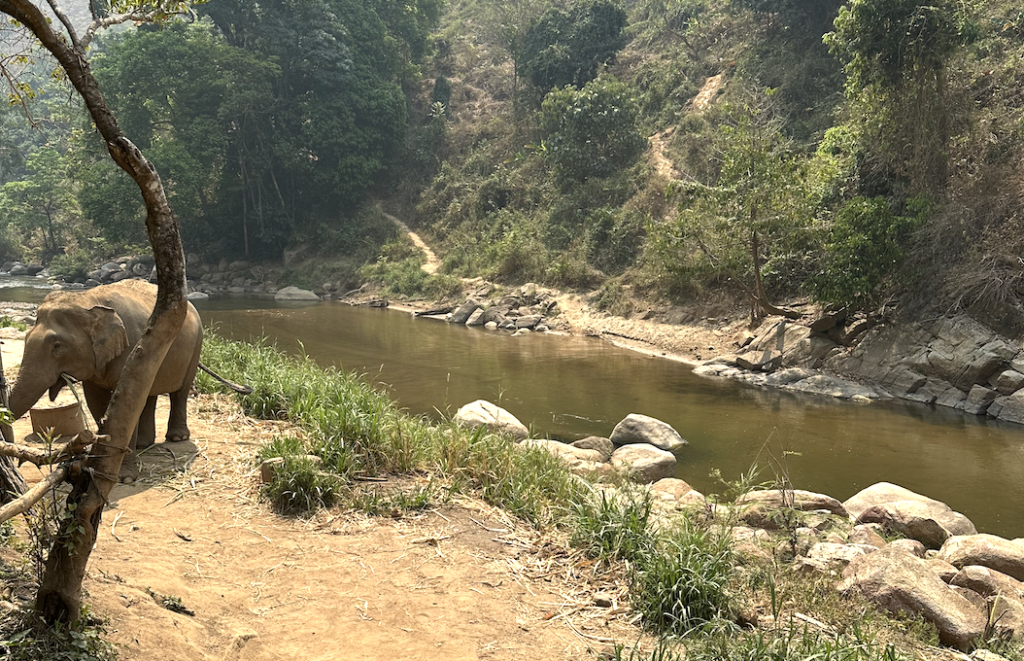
left=197, top=332, right=585, bottom=525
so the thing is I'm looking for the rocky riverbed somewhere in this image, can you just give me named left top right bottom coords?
left=453, top=399, right=1024, bottom=654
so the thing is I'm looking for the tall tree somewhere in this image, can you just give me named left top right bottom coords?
left=825, top=0, right=979, bottom=196
left=0, top=0, right=190, bottom=623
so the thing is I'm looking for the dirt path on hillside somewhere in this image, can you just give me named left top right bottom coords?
left=379, top=205, right=441, bottom=275
left=1, top=336, right=644, bottom=660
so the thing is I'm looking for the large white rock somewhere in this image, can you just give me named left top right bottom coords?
left=453, top=400, right=529, bottom=440
left=842, top=482, right=947, bottom=520
left=274, top=286, right=319, bottom=301
left=610, top=443, right=677, bottom=484
left=609, top=414, right=687, bottom=452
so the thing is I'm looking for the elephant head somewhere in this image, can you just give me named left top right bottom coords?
left=9, top=299, right=129, bottom=419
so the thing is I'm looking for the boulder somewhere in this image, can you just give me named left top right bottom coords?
left=7, top=263, right=27, bottom=276
left=186, top=292, right=210, bottom=301
left=857, top=500, right=976, bottom=549
left=571, top=436, right=614, bottom=461
left=650, top=477, right=696, bottom=501
left=274, top=286, right=319, bottom=301
left=837, top=546, right=987, bottom=651
left=734, top=489, right=849, bottom=518
left=609, top=414, right=687, bottom=452
left=804, top=542, right=876, bottom=570
left=515, top=315, right=543, bottom=329
left=937, top=535, right=1024, bottom=581
left=465, top=308, right=486, bottom=326
left=24, top=263, right=44, bottom=276
left=520, top=439, right=605, bottom=464
left=849, top=524, right=887, bottom=549
left=449, top=299, right=480, bottom=325
left=453, top=400, right=529, bottom=441
left=843, top=482, right=947, bottom=520
left=989, top=369, right=1024, bottom=396
left=888, top=538, right=927, bottom=558
left=565, top=459, right=615, bottom=480
left=949, top=566, right=1024, bottom=600
left=610, top=444, right=677, bottom=484
left=988, top=390, right=1024, bottom=424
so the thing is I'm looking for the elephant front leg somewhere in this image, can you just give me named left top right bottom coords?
left=166, top=386, right=191, bottom=443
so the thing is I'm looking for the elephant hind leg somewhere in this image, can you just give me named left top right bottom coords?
left=137, top=396, right=158, bottom=449
left=166, top=386, right=191, bottom=443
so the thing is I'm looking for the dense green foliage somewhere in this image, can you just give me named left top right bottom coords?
left=540, top=78, right=646, bottom=184
left=520, top=0, right=628, bottom=91
left=3, top=0, right=1024, bottom=325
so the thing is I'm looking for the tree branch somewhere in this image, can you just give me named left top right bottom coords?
left=0, top=465, right=68, bottom=524
left=80, top=11, right=158, bottom=50
left=0, top=430, right=96, bottom=467
left=44, top=0, right=79, bottom=47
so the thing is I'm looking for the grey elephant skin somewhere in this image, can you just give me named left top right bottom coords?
left=9, top=280, right=203, bottom=475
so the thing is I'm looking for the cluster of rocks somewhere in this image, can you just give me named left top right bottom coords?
left=695, top=313, right=1024, bottom=426
left=45, top=253, right=331, bottom=302
left=453, top=401, right=688, bottom=484
left=724, top=481, right=1024, bottom=652
left=428, top=283, right=560, bottom=333
left=0, top=261, right=46, bottom=277
left=452, top=397, right=1024, bottom=654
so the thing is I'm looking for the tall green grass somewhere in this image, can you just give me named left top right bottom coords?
left=197, top=332, right=585, bottom=523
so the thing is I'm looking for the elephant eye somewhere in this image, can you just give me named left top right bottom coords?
left=52, top=341, right=66, bottom=357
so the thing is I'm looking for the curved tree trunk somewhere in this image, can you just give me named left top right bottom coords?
left=0, top=0, right=187, bottom=624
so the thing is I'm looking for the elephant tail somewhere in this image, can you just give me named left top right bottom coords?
left=198, top=363, right=253, bottom=395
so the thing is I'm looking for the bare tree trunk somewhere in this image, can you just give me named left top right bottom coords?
left=0, top=0, right=187, bottom=624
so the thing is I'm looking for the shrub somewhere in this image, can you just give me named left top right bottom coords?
left=540, top=77, right=646, bottom=184
left=629, top=519, right=735, bottom=635
left=47, top=251, right=94, bottom=282
left=810, top=196, right=929, bottom=309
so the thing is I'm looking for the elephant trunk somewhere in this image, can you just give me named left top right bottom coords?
left=8, top=375, right=53, bottom=420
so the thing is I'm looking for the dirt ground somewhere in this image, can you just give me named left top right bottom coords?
left=0, top=333, right=650, bottom=661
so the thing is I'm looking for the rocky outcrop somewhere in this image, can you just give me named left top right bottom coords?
left=453, top=400, right=529, bottom=440
left=440, top=283, right=559, bottom=334
left=694, top=311, right=1024, bottom=427
left=609, top=414, right=687, bottom=452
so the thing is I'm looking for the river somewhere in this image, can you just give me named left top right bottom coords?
left=4, top=279, right=1023, bottom=537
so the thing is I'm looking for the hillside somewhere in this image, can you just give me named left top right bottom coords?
left=2, top=0, right=1024, bottom=334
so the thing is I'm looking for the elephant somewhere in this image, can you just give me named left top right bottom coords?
left=10, top=280, right=207, bottom=481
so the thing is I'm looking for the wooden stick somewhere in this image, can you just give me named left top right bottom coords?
left=0, top=465, right=68, bottom=524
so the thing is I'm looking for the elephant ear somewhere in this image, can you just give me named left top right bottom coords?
left=86, top=305, right=129, bottom=369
